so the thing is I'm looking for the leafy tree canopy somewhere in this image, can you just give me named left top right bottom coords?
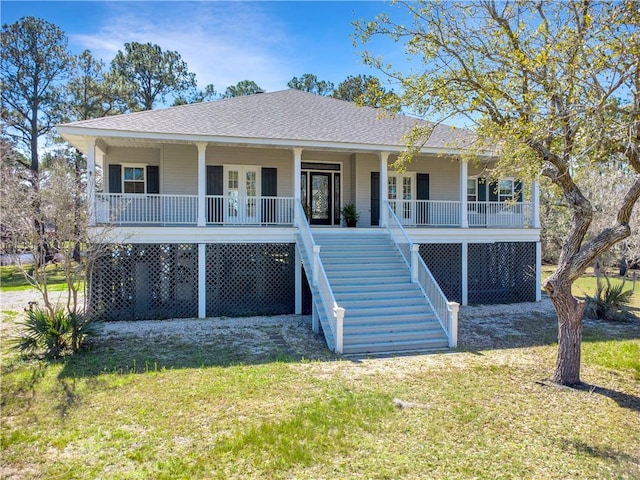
left=287, top=74, right=334, bottom=96
left=1, top=16, right=73, bottom=172
left=66, top=50, right=128, bottom=121
left=172, top=84, right=217, bottom=106
left=222, top=80, right=265, bottom=98
left=332, top=74, right=399, bottom=110
left=109, top=41, right=197, bottom=111
left=356, top=0, right=640, bottom=385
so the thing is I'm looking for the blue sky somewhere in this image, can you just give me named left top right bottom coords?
left=1, top=1, right=406, bottom=95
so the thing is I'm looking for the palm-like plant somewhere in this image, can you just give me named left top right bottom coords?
left=12, top=309, right=101, bottom=357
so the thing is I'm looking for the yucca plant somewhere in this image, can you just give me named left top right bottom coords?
left=69, top=311, right=101, bottom=351
left=11, top=309, right=101, bottom=357
left=589, top=282, right=634, bottom=321
left=12, top=308, right=72, bottom=357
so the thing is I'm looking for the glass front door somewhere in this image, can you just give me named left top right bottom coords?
left=301, top=163, right=342, bottom=226
left=310, top=172, right=332, bottom=225
left=224, top=166, right=260, bottom=223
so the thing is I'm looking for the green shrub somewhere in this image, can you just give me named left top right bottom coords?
left=587, top=281, right=634, bottom=321
left=11, top=308, right=100, bottom=357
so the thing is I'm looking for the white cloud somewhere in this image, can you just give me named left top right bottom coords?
left=70, top=2, right=300, bottom=92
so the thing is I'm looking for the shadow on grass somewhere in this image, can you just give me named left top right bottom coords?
left=556, top=437, right=640, bottom=464
left=575, top=383, right=640, bottom=413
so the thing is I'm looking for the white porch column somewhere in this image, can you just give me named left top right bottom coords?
left=379, top=152, right=390, bottom=227
left=461, top=241, right=468, bottom=306
left=459, top=158, right=468, bottom=228
left=85, top=138, right=97, bottom=226
left=295, top=245, right=302, bottom=314
left=532, top=177, right=541, bottom=229
left=198, top=243, right=206, bottom=318
left=536, top=241, right=542, bottom=302
left=196, top=142, right=207, bottom=227
left=293, top=147, right=303, bottom=223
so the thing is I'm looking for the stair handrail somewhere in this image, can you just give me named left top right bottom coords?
left=294, top=201, right=344, bottom=353
left=383, top=201, right=459, bottom=348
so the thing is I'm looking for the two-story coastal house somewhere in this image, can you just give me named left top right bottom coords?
left=57, top=89, right=541, bottom=354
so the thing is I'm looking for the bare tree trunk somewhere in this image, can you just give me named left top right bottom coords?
left=548, top=283, right=585, bottom=385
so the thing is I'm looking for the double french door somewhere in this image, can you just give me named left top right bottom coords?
left=224, top=166, right=260, bottom=224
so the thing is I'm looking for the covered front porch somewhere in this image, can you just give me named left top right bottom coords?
left=85, top=141, right=540, bottom=230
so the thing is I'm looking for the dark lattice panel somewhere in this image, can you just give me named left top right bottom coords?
left=89, top=243, right=198, bottom=321
left=205, top=243, right=295, bottom=316
left=468, top=242, right=537, bottom=304
left=418, top=243, right=463, bottom=303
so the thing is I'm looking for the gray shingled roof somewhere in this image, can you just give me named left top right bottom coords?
left=59, top=89, right=475, bottom=150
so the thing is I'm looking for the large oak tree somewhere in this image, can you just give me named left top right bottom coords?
left=356, top=0, right=640, bottom=385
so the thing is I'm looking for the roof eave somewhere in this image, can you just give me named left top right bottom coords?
left=56, top=125, right=483, bottom=157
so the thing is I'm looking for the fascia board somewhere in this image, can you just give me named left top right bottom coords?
left=56, top=125, right=479, bottom=157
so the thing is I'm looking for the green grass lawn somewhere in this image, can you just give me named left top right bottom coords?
left=2, top=309, right=639, bottom=479
left=0, top=264, right=80, bottom=292
left=542, top=265, right=640, bottom=309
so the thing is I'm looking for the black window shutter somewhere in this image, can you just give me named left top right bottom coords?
left=206, top=165, right=223, bottom=223
left=478, top=177, right=486, bottom=202
left=147, top=166, right=159, bottom=194
left=206, top=165, right=223, bottom=195
left=514, top=180, right=523, bottom=202
left=108, top=164, right=122, bottom=193
left=488, top=180, right=499, bottom=202
left=416, top=173, right=430, bottom=225
left=370, top=172, right=380, bottom=226
left=261, top=168, right=277, bottom=196
left=261, top=168, right=277, bottom=223
left=416, top=173, right=430, bottom=200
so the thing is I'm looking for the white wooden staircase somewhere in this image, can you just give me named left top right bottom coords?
left=309, top=231, right=450, bottom=354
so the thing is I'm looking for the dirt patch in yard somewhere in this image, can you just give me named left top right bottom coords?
left=3, top=290, right=638, bottom=364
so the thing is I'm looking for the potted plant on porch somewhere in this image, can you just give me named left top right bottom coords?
left=340, top=203, right=359, bottom=227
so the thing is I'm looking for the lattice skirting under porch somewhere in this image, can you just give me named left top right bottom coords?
left=205, top=243, right=295, bottom=316
left=419, top=242, right=537, bottom=305
left=467, top=242, right=537, bottom=304
left=88, top=243, right=295, bottom=321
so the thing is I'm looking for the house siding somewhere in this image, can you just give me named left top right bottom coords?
left=162, top=144, right=198, bottom=195
left=104, top=147, right=161, bottom=193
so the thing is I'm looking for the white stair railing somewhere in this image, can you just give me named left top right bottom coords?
left=383, top=201, right=459, bottom=347
left=294, top=201, right=345, bottom=354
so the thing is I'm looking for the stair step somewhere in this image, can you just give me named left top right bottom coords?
left=332, top=283, right=422, bottom=295
left=346, top=304, right=436, bottom=316
left=338, top=296, right=427, bottom=308
left=342, top=338, right=450, bottom=355
left=345, top=320, right=442, bottom=334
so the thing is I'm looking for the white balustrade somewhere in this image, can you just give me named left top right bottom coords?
left=96, top=193, right=197, bottom=224
left=467, top=201, right=533, bottom=228
left=384, top=201, right=458, bottom=348
left=387, top=199, right=532, bottom=228
left=294, top=201, right=344, bottom=354
left=95, top=193, right=294, bottom=226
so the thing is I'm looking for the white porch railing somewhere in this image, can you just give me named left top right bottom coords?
left=96, top=193, right=198, bottom=224
left=383, top=201, right=459, bottom=348
left=467, top=201, right=533, bottom=228
left=206, top=196, right=294, bottom=225
left=95, top=193, right=294, bottom=226
left=294, top=201, right=344, bottom=354
left=388, top=199, right=533, bottom=228
left=389, top=199, right=461, bottom=226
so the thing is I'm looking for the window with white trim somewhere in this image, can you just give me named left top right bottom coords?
left=499, top=179, right=514, bottom=202
left=467, top=178, right=478, bottom=202
left=123, top=166, right=145, bottom=194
